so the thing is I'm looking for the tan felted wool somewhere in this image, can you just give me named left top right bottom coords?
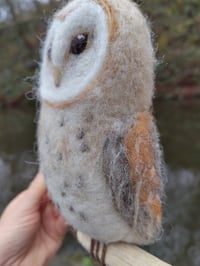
left=38, top=0, right=165, bottom=245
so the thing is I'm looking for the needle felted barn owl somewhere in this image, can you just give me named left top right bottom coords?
left=38, top=0, right=165, bottom=249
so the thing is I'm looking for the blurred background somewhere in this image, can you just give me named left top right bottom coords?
left=0, top=0, right=200, bottom=265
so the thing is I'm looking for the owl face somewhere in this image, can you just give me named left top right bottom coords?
left=39, top=0, right=155, bottom=113
left=40, top=0, right=110, bottom=106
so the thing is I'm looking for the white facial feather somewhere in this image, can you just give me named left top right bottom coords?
left=39, top=0, right=109, bottom=103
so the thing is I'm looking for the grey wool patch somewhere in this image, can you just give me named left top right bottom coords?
left=103, top=132, right=135, bottom=227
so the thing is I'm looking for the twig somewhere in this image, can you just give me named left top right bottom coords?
left=77, top=231, right=172, bottom=266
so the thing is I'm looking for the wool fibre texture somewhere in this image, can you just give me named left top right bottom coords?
left=38, top=0, right=165, bottom=245
left=39, top=0, right=108, bottom=103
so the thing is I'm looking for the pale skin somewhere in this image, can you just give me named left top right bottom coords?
left=0, top=173, right=69, bottom=266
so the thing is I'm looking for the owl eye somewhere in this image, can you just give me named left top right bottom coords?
left=70, top=34, right=88, bottom=55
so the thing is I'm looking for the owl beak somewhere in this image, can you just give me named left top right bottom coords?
left=52, top=65, right=62, bottom=87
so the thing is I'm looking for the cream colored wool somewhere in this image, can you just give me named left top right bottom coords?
left=38, top=0, right=165, bottom=245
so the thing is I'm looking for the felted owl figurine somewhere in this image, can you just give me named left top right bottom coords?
left=38, top=0, right=165, bottom=249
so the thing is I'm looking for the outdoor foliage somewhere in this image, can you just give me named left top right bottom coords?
left=139, top=0, right=200, bottom=97
left=0, top=0, right=200, bottom=106
left=0, top=0, right=59, bottom=106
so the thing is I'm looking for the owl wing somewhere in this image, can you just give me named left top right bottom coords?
left=102, top=112, right=165, bottom=243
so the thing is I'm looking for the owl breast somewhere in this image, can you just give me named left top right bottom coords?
left=38, top=102, right=141, bottom=244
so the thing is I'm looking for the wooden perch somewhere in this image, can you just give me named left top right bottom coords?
left=77, top=231, right=172, bottom=266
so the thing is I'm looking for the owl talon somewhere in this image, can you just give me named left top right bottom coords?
left=101, top=243, right=107, bottom=266
left=90, top=239, right=96, bottom=259
left=90, top=239, right=107, bottom=266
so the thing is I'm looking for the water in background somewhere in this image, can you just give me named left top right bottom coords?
left=0, top=100, right=200, bottom=266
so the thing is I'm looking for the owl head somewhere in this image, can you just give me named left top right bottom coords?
left=39, top=0, right=155, bottom=115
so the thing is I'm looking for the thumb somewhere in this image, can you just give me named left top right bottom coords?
left=26, top=172, right=47, bottom=207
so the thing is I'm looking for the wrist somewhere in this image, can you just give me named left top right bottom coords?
left=0, top=251, right=18, bottom=266
left=0, top=242, right=11, bottom=266
left=0, top=227, right=18, bottom=266
left=0, top=246, right=20, bottom=266
left=20, top=256, right=49, bottom=266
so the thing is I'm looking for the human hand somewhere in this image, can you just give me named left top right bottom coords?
left=0, top=172, right=68, bottom=266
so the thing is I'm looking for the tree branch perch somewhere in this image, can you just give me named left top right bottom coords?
left=77, top=231, right=172, bottom=266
